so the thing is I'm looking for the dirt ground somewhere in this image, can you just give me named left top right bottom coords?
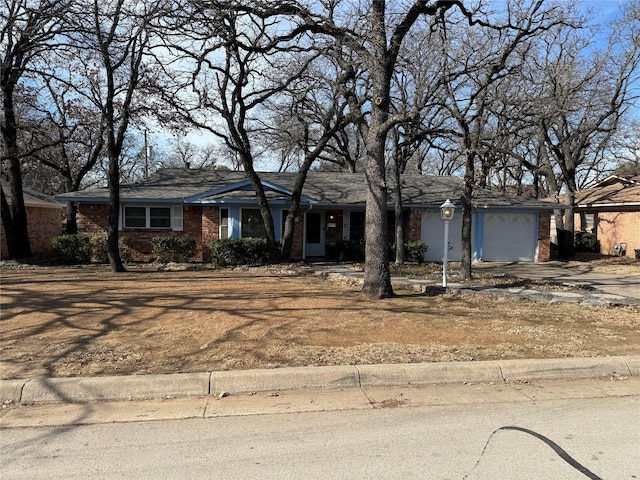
left=1, top=257, right=639, bottom=380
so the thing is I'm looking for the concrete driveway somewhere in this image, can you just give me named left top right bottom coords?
left=473, top=261, right=640, bottom=300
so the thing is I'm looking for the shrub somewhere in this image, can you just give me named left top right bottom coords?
left=90, top=234, right=132, bottom=263
left=389, top=240, right=429, bottom=264
left=53, top=234, right=133, bottom=264
left=332, top=239, right=365, bottom=262
left=151, top=235, right=196, bottom=263
left=210, top=237, right=271, bottom=267
left=404, top=240, right=428, bottom=264
left=574, top=231, right=600, bottom=253
left=52, top=234, right=92, bottom=264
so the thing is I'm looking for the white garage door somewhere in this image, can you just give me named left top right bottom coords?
left=482, top=213, right=536, bottom=262
left=421, top=211, right=464, bottom=262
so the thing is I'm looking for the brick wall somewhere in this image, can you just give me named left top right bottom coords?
left=291, top=210, right=305, bottom=260
left=78, top=203, right=109, bottom=233
left=202, top=206, right=219, bottom=263
left=596, top=211, right=640, bottom=256
left=407, top=210, right=422, bottom=242
left=1, top=206, right=63, bottom=259
left=537, top=211, right=551, bottom=262
left=78, top=203, right=206, bottom=262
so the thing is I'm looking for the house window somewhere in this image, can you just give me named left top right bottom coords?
left=124, top=207, right=147, bottom=228
left=123, top=205, right=179, bottom=230
left=241, top=208, right=266, bottom=238
left=150, top=207, right=171, bottom=228
left=220, top=208, right=229, bottom=239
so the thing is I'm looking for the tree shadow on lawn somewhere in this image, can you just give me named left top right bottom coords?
left=2, top=268, right=444, bottom=379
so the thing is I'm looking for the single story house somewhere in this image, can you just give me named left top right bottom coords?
left=56, top=168, right=555, bottom=263
left=573, top=175, right=640, bottom=257
left=1, top=181, right=64, bottom=259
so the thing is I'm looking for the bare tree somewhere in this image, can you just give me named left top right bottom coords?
left=438, top=0, right=568, bottom=279
left=71, top=0, right=159, bottom=271
left=153, top=1, right=327, bottom=258
left=1, top=0, right=71, bottom=258
left=525, top=2, right=640, bottom=257
left=21, top=68, right=106, bottom=233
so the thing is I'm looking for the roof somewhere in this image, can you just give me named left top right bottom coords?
left=56, top=168, right=557, bottom=210
left=575, top=176, right=640, bottom=210
left=2, top=181, right=64, bottom=209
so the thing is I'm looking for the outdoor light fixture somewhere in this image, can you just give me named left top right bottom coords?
left=440, top=199, right=456, bottom=288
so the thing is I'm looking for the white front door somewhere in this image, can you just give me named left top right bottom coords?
left=305, top=211, right=325, bottom=257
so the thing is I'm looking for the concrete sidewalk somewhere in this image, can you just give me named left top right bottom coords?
left=2, top=356, right=638, bottom=405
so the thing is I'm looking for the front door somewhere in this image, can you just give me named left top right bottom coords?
left=305, top=211, right=325, bottom=257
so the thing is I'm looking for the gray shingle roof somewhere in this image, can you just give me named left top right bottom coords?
left=56, top=168, right=556, bottom=210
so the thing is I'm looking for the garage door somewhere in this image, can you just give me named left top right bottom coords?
left=482, top=213, right=536, bottom=261
left=421, top=211, right=464, bottom=262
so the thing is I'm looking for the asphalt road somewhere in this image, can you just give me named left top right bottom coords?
left=2, top=378, right=638, bottom=479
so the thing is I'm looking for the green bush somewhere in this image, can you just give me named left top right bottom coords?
left=389, top=240, right=429, bottom=264
left=331, top=239, right=365, bottom=262
left=90, top=234, right=132, bottom=263
left=210, top=237, right=271, bottom=267
left=151, top=235, right=196, bottom=263
left=574, top=231, right=600, bottom=253
left=53, top=234, right=133, bottom=264
left=404, top=240, right=428, bottom=264
left=52, top=234, right=93, bottom=264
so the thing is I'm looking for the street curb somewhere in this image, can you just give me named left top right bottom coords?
left=1, top=356, right=638, bottom=405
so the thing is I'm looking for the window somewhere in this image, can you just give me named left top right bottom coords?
left=124, top=207, right=147, bottom=228
left=123, top=205, right=180, bottom=230
left=220, top=208, right=229, bottom=239
left=241, top=208, right=266, bottom=238
left=150, top=207, right=171, bottom=228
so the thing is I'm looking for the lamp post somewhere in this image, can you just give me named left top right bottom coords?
left=440, top=199, right=456, bottom=288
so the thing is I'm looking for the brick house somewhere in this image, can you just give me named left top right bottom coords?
left=1, top=183, right=64, bottom=259
left=56, top=168, right=554, bottom=263
left=574, top=175, right=640, bottom=257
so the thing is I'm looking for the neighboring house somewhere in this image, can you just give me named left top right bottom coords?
left=55, top=168, right=555, bottom=263
left=1, top=182, right=64, bottom=259
left=573, top=175, right=640, bottom=257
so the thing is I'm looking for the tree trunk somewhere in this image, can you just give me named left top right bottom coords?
left=65, top=202, right=78, bottom=234
left=460, top=152, right=474, bottom=280
left=362, top=126, right=393, bottom=298
left=107, top=148, right=125, bottom=272
left=393, top=161, right=405, bottom=265
left=1, top=86, right=32, bottom=259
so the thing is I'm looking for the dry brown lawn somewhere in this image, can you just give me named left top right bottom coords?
left=1, top=261, right=638, bottom=380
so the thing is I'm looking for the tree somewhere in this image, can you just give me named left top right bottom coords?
left=526, top=3, right=640, bottom=257
left=154, top=1, right=325, bottom=259
left=21, top=69, right=106, bottom=233
left=72, top=0, right=159, bottom=271
left=1, top=0, right=71, bottom=258
left=318, top=1, right=486, bottom=297
left=268, top=58, right=353, bottom=260
left=438, top=0, right=569, bottom=278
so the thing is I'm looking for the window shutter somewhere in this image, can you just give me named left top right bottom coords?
left=172, top=205, right=183, bottom=231
left=118, top=205, right=123, bottom=231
